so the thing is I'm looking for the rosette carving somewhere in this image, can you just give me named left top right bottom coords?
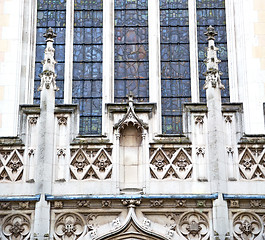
left=233, top=212, right=262, bottom=240
left=179, top=212, right=209, bottom=240
left=54, top=213, right=85, bottom=240
left=2, top=214, right=31, bottom=240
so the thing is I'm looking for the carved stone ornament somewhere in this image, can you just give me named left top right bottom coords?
left=196, top=147, right=205, bottom=157
left=0, top=150, right=24, bottom=182
left=102, top=200, right=111, bottom=208
left=179, top=212, right=209, bottom=240
left=233, top=212, right=262, bottom=240
left=76, top=200, right=90, bottom=208
left=114, top=93, right=148, bottom=132
left=150, top=200, right=163, bottom=208
left=195, top=115, right=204, bottom=125
left=2, top=214, right=31, bottom=240
left=57, top=149, right=66, bottom=157
left=121, top=199, right=141, bottom=207
left=57, top=116, right=68, bottom=126
left=150, top=148, right=192, bottom=180
left=175, top=200, right=187, bottom=208
left=239, top=148, right=265, bottom=180
left=28, top=117, right=38, bottom=125
left=70, top=148, right=112, bottom=180
left=54, top=213, right=85, bottom=240
left=224, top=115, right=233, bottom=123
left=18, top=202, right=29, bottom=210
left=230, top=200, right=240, bottom=208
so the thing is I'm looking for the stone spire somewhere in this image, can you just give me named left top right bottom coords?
left=38, top=27, right=59, bottom=91
left=203, top=26, right=224, bottom=90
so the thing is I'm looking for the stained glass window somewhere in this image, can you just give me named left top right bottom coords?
left=160, top=0, right=191, bottom=134
left=34, top=0, right=66, bottom=104
left=197, top=0, right=230, bottom=102
left=114, top=0, right=149, bottom=102
left=72, top=0, right=103, bottom=135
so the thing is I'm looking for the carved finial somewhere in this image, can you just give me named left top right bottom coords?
left=43, top=27, right=57, bottom=42
left=203, top=26, right=224, bottom=90
left=204, top=25, right=217, bottom=40
left=38, top=27, right=59, bottom=91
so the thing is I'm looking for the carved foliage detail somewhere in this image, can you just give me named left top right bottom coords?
left=54, top=213, right=85, bottom=240
left=2, top=214, right=31, bottom=240
left=150, top=148, right=192, bottom=180
left=233, top=212, right=262, bottom=240
left=239, top=148, right=265, bottom=180
left=179, top=212, right=209, bottom=240
left=70, top=148, right=112, bottom=180
left=0, top=150, right=24, bottom=182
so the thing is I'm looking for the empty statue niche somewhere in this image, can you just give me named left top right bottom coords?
left=119, top=122, right=143, bottom=191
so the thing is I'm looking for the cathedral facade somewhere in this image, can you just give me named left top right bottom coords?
left=0, top=0, right=265, bottom=239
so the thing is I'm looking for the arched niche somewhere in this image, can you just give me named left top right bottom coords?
left=119, top=123, right=143, bottom=190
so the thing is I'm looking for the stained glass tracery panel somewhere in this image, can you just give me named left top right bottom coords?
left=160, top=0, right=191, bottom=134
left=196, top=0, right=230, bottom=102
left=72, top=0, right=103, bottom=135
left=34, top=0, right=66, bottom=104
left=114, top=0, right=149, bottom=102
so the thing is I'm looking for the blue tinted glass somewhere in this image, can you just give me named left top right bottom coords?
left=160, top=0, right=191, bottom=134
left=114, top=0, right=149, bottom=103
left=196, top=0, right=230, bottom=102
left=72, top=0, right=103, bottom=135
left=34, top=0, right=66, bottom=104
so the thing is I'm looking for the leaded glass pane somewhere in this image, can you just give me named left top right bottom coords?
left=196, top=0, right=230, bottom=102
left=34, top=0, right=66, bottom=104
left=72, top=0, right=103, bottom=135
left=114, top=0, right=149, bottom=103
left=160, top=0, right=191, bottom=134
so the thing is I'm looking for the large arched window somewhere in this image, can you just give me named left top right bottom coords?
left=34, top=0, right=230, bottom=135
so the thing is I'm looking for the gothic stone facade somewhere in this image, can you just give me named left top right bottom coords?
left=0, top=27, right=265, bottom=240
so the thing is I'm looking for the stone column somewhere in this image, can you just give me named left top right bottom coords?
left=204, top=26, right=230, bottom=238
left=33, top=28, right=58, bottom=239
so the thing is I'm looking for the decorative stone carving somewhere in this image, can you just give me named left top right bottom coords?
left=18, top=202, right=29, bottom=210
left=38, top=28, right=59, bottom=92
left=0, top=150, right=24, bottom=182
left=195, top=116, right=204, bottom=125
left=224, top=115, right=233, bottom=123
left=142, top=218, right=151, bottom=230
left=175, top=200, right=187, bottom=208
left=57, top=149, right=66, bottom=157
left=111, top=217, right=121, bottom=230
left=76, top=200, right=90, bottom=208
left=150, top=200, right=163, bottom=208
left=54, top=213, right=85, bottom=240
left=230, top=200, right=240, bottom=208
left=0, top=202, right=11, bottom=210
left=250, top=200, right=262, bottom=208
left=196, top=147, right=205, bottom=157
left=93, top=150, right=111, bottom=172
left=70, top=148, right=112, bottom=180
left=239, top=148, right=265, bottom=180
left=179, top=212, right=209, bottom=240
left=196, top=200, right=206, bottom=208
left=121, top=199, right=141, bottom=207
left=114, top=93, right=148, bottom=132
left=54, top=201, right=64, bottom=209
left=28, top=117, right=38, bottom=125
left=57, top=116, right=68, bottom=126
left=102, top=200, right=111, bottom=208
left=2, top=214, right=31, bottom=240
left=150, top=148, right=192, bottom=180
left=28, top=149, right=35, bottom=156
left=233, top=212, right=262, bottom=239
